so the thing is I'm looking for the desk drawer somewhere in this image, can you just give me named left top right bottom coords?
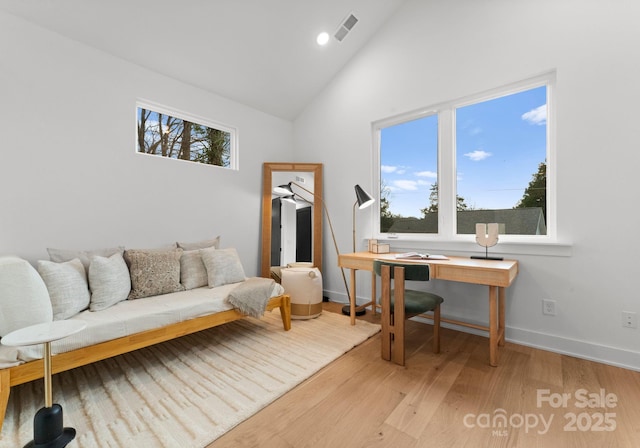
left=433, top=264, right=512, bottom=287
left=338, top=256, right=375, bottom=271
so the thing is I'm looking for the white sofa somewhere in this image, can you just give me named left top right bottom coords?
left=0, top=241, right=291, bottom=430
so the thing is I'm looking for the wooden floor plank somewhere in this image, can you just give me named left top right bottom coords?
left=210, top=303, right=640, bottom=448
left=385, top=332, right=473, bottom=438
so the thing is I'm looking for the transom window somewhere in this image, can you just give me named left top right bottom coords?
left=374, top=73, right=554, bottom=240
left=136, top=101, right=237, bottom=169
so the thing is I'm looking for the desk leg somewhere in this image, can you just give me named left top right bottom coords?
left=371, top=272, right=377, bottom=316
left=350, top=269, right=357, bottom=325
left=489, top=286, right=498, bottom=367
left=498, top=287, right=506, bottom=347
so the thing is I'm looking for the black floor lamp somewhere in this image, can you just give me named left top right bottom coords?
left=343, top=184, right=375, bottom=315
left=273, top=182, right=374, bottom=316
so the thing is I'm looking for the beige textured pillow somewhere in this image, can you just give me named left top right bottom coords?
left=177, top=236, right=220, bottom=251
left=88, top=253, right=131, bottom=311
left=37, top=258, right=90, bottom=320
left=200, top=247, right=246, bottom=287
left=124, top=248, right=185, bottom=299
left=180, top=250, right=209, bottom=290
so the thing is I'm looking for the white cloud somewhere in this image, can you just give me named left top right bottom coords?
left=382, top=165, right=407, bottom=175
left=522, top=104, right=547, bottom=126
left=415, top=170, right=437, bottom=179
left=464, top=150, right=492, bottom=161
left=392, top=180, right=419, bottom=191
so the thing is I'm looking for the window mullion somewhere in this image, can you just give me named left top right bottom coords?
left=438, top=108, right=456, bottom=239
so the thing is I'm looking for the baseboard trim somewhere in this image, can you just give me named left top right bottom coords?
left=327, top=292, right=640, bottom=372
left=505, top=326, right=640, bottom=372
left=412, top=314, right=640, bottom=372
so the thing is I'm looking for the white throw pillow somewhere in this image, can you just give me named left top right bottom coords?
left=180, top=250, right=209, bottom=290
left=88, top=253, right=131, bottom=311
left=177, top=236, right=220, bottom=251
left=0, top=256, right=53, bottom=337
left=47, top=246, right=125, bottom=273
left=37, top=258, right=90, bottom=320
left=200, top=247, right=246, bottom=288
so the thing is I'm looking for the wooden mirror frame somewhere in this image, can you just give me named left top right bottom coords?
left=261, top=162, right=323, bottom=278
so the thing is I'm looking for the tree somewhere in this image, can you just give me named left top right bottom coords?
left=137, top=108, right=230, bottom=167
left=380, top=180, right=392, bottom=218
left=515, top=162, right=546, bottom=220
left=420, top=182, right=469, bottom=216
left=178, top=120, right=192, bottom=160
left=380, top=180, right=397, bottom=232
left=192, top=127, right=229, bottom=166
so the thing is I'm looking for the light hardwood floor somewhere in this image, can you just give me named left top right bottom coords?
left=210, top=303, right=640, bottom=448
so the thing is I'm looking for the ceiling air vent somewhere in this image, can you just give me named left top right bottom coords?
left=334, top=13, right=358, bottom=42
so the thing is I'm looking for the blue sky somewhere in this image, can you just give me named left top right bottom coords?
left=381, top=86, right=547, bottom=217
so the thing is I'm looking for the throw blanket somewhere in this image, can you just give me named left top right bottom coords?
left=226, top=277, right=276, bottom=318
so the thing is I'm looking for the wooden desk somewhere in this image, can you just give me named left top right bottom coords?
left=338, top=252, right=518, bottom=366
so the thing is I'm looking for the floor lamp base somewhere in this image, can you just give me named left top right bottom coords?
left=342, top=305, right=366, bottom=316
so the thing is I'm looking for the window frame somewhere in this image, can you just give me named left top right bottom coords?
left=372, top=72, right=557, bottom=246
left=136, top=99, right=239, bottom=170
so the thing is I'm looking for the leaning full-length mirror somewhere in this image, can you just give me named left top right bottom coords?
left=261, top=163, right=323, bottom=278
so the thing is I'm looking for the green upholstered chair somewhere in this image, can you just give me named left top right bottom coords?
left=373, top=260, right=444, bottom=366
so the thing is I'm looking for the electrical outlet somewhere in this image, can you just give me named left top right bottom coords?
left=542, top=299, right=556, bottom=316
left=622, top=311, right=637, bottom=329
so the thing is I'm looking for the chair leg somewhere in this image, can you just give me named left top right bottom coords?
left=393, top=267, right=406, bottom=366
left=433, top=303, right=441, bottom=354
left=380, top=265, right=392, bottom=362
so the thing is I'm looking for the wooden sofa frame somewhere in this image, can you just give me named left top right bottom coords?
left=0, top=294, right=291, bottom=431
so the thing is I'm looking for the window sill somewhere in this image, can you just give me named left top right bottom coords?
left=372, top=236, right=572, bottom=257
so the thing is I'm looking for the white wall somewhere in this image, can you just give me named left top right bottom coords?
left=294, top=0, right=640, bottom=370
left=0, top=11, right=294, bottom=275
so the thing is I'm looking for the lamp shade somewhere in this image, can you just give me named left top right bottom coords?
left=273, top=183, right=293, bottom=195
left=354, top=185, right=375, bottom=209
left=280, top=195, right=297, bottom=204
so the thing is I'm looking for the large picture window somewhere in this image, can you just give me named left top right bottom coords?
left=375, top=73, right=553, bottom=240
left=136, top=101, right=237, bottom=169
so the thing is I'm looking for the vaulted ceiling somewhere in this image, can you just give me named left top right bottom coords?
left=0, top=0, right=407, bottom=120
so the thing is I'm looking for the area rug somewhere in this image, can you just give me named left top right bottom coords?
left=0, top=309, right=380, bottom=448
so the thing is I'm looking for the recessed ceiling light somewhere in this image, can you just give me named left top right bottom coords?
left=316, top=32, right=330, bottom=46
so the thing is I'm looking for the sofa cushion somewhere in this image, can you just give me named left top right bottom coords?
left=0, top=281, right=285, bottom=366
left=177, top=236, right=220, bottom=251
left=88, top=253, right=131, bottom=311
left=37, top=258, right=91, bottom=320
left=124, top=248, right=185, bottom=299
left=180, top=250, right=209, bottom=290
left=200, top=247, right=246, bottom=287
left=0, top=256, right=53, bottom=337
left=47, top=246, right=125, bottom=274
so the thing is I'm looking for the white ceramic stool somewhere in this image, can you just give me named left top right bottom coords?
left=281, top=266, right=323, bottom=319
